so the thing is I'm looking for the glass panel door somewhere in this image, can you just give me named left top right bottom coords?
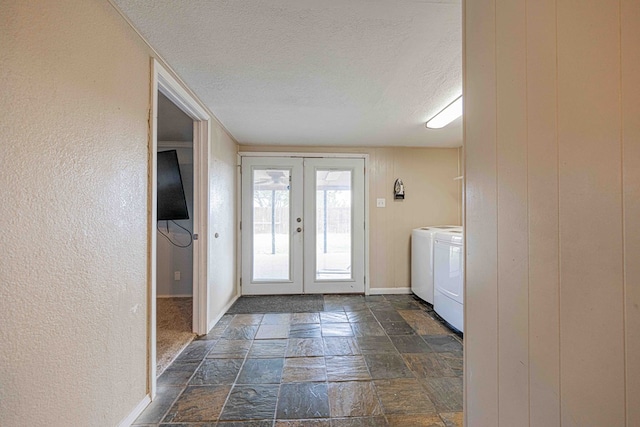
left=304, top=158, right=365, bottom=294
left=241, top=156, right=365, bottom=295
left=315, top=169, right=353, bottom=280
left=241, top=157, right=303, bottom=294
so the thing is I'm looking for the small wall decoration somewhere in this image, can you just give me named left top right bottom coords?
left=394, top=178, right=405, bottom=200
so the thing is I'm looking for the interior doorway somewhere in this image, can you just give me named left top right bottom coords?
left=240, top=156, right=366, bottom=295
left=155, top=92, right=196, bottom=375
left=149, top=60, right=212, bottom=398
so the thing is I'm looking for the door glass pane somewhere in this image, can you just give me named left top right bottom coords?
left=316, top=170, right=352, bottom=280
left=253, top=169, right=290, bottom=281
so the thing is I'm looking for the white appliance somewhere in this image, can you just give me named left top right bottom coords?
left=434, top=229, right=464, bottom=332
left=411, top=226, right=461, bottom=304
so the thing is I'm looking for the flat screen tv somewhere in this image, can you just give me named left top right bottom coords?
left=157, top=150, right=189, bottom=221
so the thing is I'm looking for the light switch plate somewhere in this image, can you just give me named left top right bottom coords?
left=376, top=198, right=386, bottom=208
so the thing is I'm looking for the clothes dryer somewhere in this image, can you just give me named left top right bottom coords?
left=411, top=226, right=461, bottom=304
left=434, top=229, right=464, bottom=332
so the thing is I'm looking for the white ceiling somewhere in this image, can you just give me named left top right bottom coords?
left=113, top=0, right=462, bottom=147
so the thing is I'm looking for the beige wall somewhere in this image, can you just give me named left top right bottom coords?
left=208, top=125, right=239, bottom=326
left=239, top=146, right=461, bottom=290
left=0, top=1, right=238, bottom=424
left=464, top=0, right=639, bottom=426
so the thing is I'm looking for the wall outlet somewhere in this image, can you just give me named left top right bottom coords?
left=376, top=198, right=386, bottom=208
left=174, top=271, right=181, bottom=281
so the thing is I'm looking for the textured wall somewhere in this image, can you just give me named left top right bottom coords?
left=238, top=146, right=461, bottom=290
left=464, top=0, right=640, bottom=426
left=208, top=125, right=239, bottom=325
left=0, top=0, right=150, bottom=425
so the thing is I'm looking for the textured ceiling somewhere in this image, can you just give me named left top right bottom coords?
left=113, top=0, right=462, bottom=147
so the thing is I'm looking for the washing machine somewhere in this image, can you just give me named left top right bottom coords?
left=434, top=229, right=464, bottom=332
left=411, top=226, right=461, bottom=304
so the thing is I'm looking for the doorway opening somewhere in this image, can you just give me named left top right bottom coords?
left=149, top=59, right=212, bottom=399
left=155, top=92, right=196, bottom=375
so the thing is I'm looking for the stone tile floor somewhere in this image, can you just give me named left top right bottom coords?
left=133, top=294, right=463, bottom=427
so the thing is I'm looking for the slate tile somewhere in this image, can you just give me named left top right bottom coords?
left=157, top=362, right=200, bottom=386
left=237, top=358, right=284, bottom=384
left=374, top=378, right=436, bottom=414
left=289, top=323, right=322, bottom=338
left=398, top=311, right=447, bottom=335
left=286, top=338, right=324, bottom=357
left=363, top=354, right=413, bottom=379
left=420, top=377, right=463, bottom=411
left=134, top=386, right=182, bottom=424
left=229, top=314, right=264, bottom=326
left=276, top=382, right=330, bottom=419
left=325, top=355, right=371, bottom=381
left=290, top=313, right=320, bottom=324
left=386, top=414, right=445, bottom=427
left=261, top=313, right=291, bottom=325
left=350, top=322, right=386, bottom=337
left=174, top=341, right=216, bottom=363
left=439, top=352, right=463, bottom=377
left=389, top=335, right=432, bottom=353
left=356, top=336, right=397, bottom=354
left=323, top=337, right=360, bottom=356
left=162, top=385, right=230, bottom=422
left=402, top=353, right=455, bottom=378
left=255, top=324, right=289, bottom=339
left=207, top=340, right=251, bottom=359
left=439, top=411, right=464, bottom=427
left=189, top=358, right=243, bottom=385
left=330, top=418, right=389, bottom=427
left=321, top=323, right=354, bottom=337
left=380, top=321, right=415, bottom=335
left=222, top=325, right=259, bottom=340
left=422, top=335, right=463, bottom=353
left=220, top=385, right=279, bottom=421
left=275, top=420, right=331, bottom=427
left=345, top=310, right=377, bottom=323
left=320, top=312, right=349, bottom=323
left=328, top=381, right=382, bottom=417
left=282, top=357, right=326, bottom=382
left=248, top=339, right=288, bottom=358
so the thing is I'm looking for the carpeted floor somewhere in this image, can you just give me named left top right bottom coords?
left=156, top=297, right=196, bottom=376
left=226, top=294, right=324, bottom=313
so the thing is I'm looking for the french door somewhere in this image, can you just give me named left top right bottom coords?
left=241, top=156, right=365, bottom=295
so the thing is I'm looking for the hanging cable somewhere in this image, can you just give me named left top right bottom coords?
left=157, top=220, right=193, bottom=248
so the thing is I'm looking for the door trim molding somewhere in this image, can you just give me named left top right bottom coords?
left=238, top=152, right=370, bottom=296
left=150, top=59, right=211, bottom=399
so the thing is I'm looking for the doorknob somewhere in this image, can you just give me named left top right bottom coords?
left=297, top=227, right=302, bottom=232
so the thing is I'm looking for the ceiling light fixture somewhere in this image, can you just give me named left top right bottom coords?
left=425, top=95, right=463, bottom=129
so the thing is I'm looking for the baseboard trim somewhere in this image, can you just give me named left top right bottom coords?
left=368, top=287, right=412, bottom=295
left=207, top=294, right=239, bottom=332
left=118, top=394, right=151, bottom=427
left=157, top=294, right=193, bottom=298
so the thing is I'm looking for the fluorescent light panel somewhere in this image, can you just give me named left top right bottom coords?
left=426, top=95, right=463, bottom=129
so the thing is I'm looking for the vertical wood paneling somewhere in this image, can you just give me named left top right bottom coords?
left=495, top=0, right=529, bottom=425
left=464, top=0, right=499, bottom=425
left=622, top=1, right=640, bottom=425
left=556, top=1, right=625, bottom=426
left=525, top=0, right=561, bottom=425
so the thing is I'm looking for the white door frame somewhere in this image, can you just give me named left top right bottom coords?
left=238, top=152, right=370, bottom=295
left=149, top=59, right=211, bottom=398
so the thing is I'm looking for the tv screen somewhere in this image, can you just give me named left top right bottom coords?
left=157, top=150, right=189, bottom=221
